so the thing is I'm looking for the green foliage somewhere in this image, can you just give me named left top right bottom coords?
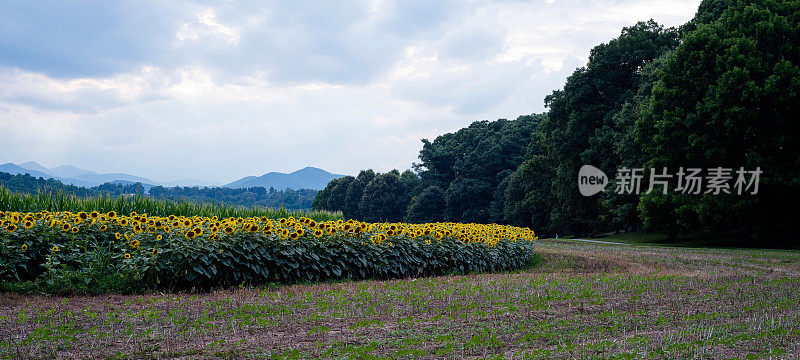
left=489, top=170, right=513, bottom=223
left=405, top=186, right=447, bottom=223
left=503, top=155, right=553, bottom=233
left=595, top=54, right=672, bottom=233
left=148, top=235, right=533, bottom=289
left=313, top=170, right=418, bottom=222
left=342, top=170, right=375, bottom=219
left=415, top=115, right=544, bottom=223
left=326, top=176, right=355, bottom=212
left=400, top=169, right=422, bottom=198
left=0, top=172, right=96, bottom=197
left=638, top=0, right=800, bottom=242
left=359, top=173, right=409, bottom=222
left=0, top=186, right=341, bottom=222
left=533, top=20, right=680, bottom=236
left=148, top=186, right=319, bottom=211
left=0, top=269, right=143, bottom=295
left=312, top=180, right=335, bottom=211
left=311, top=0, right=800, bottom=246
left=0, top=213, right=535, bottom=293
left=637, top=192, right=699, bottom=240
left=1, top=171, right=319, bottom=210
left=680, top=0, right=733, bottom=34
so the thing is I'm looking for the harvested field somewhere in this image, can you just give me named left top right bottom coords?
left=2, top=239, right=799, bottom=359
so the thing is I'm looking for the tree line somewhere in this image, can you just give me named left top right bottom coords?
left=314, top=0, right=800, bottom=246
left=312, top=115, right=541, bottom=223
left=148, top=186, right=317, bottom=210
left=0, top=172, right=318, bottom=210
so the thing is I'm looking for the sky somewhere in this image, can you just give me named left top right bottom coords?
left=0, top=0, right=702, bottom=184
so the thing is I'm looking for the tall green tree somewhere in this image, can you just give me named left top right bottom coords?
left=400, top=170, right=422, bottom=198
left=637, top=0, right=800, bottom=243
left=326, top=176, right=355, bottom=212
left=342, top=170, right=375, bottom=219
left=595, top=53, right=673, bottom=232
left=359, top=173, right=409, bottom=222
left=313, top=176, right=353, bottom=211
left=313, top=180, right=335, bottom=211
left=503, top=132, right=554, bottom=233
left=536, top=20, right=680, bottom=236
left=415, top=114, right=543, bottom=223
left=405, top=186, right=447, bottom=223
left=489, top=170, right=513, bottom=223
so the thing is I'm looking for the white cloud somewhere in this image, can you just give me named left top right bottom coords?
left=0, top=0, right=703, bottom=183
left=175, top=8, right=257, bottom=45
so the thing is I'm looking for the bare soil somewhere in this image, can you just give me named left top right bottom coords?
left=2, top=239, right=799, bottom=359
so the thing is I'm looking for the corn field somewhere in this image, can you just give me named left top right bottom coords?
left=0, top=186, right=341, bottom=222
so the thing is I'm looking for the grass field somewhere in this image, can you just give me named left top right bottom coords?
left=1, top=239, right=799, bottom=359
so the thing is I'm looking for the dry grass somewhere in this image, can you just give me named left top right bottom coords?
left=1, top=239, right=799, bottom=359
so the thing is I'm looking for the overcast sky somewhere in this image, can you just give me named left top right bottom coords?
left=0, top=0, right=701, bottom=183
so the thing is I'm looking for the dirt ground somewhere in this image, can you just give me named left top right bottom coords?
left=1, top=239, right=799, bottom=359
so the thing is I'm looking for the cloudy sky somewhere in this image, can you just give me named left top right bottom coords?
left=0, top=0, right=701, bottom=183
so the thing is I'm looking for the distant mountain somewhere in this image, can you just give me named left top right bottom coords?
left=1, top=163, right=56, bottom=180
left=0, top=163, right=98, bottom=188
left=48, top=165, right=97, bottom=178
left=15, top=162, right=155, bottom=187
left=8, top=162, right=342, bottom=190
left=18, top=161, right=50, bottom=173
left=14, top=162, right=192, bottom=188
left=224, top=167, right=345, bottom=190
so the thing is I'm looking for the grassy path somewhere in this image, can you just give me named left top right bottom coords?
left=1, top=239, right=799, bottom=359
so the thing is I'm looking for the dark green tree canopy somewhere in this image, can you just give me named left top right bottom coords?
left=343, top=169, right=376, bottom=219
left=359, top=173, right=408, bottom=223
left=414, top=114, right=544, bottom=223
left=405, top=186, right=447, bottom=223
left=637, top=0, right=800, bottom=241
left=326, top=176, right=355, bottom=212
left=532, top=20, right=680, bottom=235
left=400, top=170, right=422, bottom=198
left=312, top=0, right=800, bottom=246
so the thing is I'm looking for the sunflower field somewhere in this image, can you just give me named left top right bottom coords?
left=0, top=210, right=536, bottom=292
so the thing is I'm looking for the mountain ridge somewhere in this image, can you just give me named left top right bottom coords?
left=0, top=163, right=98, bottom=188
left=7, top=162, right=343, bottom=190
left=223, top=166, right=345, bottom=190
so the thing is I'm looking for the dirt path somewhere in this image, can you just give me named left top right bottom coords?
left=553, top=238, right=630, bottom=245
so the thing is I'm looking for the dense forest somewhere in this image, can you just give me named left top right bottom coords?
left=0, top=172, right=318, bottom=210
left=147, top=186, right=317, bottom=210
left=312, top=115, right=541, bottom=223
left=314, top=0, right=800, bottom=246
left=0, top=172, right=101, bottom=197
